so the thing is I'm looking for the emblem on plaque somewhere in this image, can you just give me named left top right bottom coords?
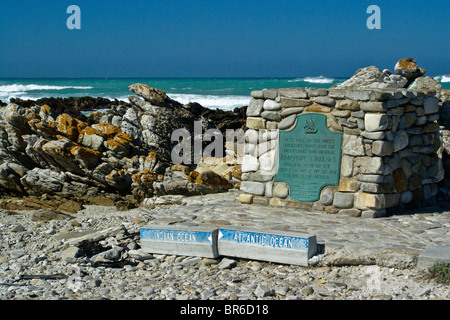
left=304, top=119, right=318, bottom=134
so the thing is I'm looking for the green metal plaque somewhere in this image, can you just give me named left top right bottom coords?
left=275, top=113, right=343, bottom=202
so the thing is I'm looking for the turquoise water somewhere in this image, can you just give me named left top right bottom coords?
left=0, top=76, right=448, bottom=111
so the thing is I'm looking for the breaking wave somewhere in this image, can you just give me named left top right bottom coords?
left=288, top=76, right=335, bottom=84
left=435, top=75, right=450, bottom=83
left=168, top=94, right=249, bottom=110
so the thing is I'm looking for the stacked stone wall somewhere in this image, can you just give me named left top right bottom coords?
left=239, top=87, right=444, bottom=218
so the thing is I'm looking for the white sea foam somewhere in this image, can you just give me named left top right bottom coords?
left=0, top=84, right=94, bottom=102
left=0, top=84, right=93, bottom=93
left=435, top=75, right=450, bottom=83
left=288, top=76, right=334, bottom=84
left=167, top=94, right=249, bottom=110
left=303, top=76, right=335, bottom=84
left=103, top=96, right=130, bottom=102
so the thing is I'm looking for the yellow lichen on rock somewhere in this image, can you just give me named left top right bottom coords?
left=55, top=113, right=87, bottom=141
left=91, top=123, right=122, bottom=138
left=70, top=145, right=102, bottom=169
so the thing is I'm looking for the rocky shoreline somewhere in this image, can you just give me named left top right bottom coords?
left=0, top=85, right=246, bottom=213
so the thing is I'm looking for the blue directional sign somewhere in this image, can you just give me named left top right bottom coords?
left=140, top=228, right=214, bottom=244
left=218, top=229, right=309, bottom=250
left=217, top=227, right=317, bottom=266
left=140, top=225, right=219, bottom=258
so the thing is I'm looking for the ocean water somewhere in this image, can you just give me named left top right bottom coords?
left=0, top=76, right=449, bottom=111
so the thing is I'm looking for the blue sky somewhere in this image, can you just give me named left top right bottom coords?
left=0, top=0, right=448, bottom=78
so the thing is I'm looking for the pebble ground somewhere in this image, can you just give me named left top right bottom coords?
left=1, top=191, right=449, bottom=300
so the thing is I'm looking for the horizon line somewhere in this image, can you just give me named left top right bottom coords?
left=0, top=76, right=351, bottom=80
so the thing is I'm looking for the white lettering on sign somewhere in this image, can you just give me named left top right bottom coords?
left=153, top=231, right=197, bottom=242
left=232, top=232, right=294, bottom=249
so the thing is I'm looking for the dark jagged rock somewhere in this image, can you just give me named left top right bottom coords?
left=9, top=96, right=131, bottom=119
left=187, top=103, right=247, bottom=131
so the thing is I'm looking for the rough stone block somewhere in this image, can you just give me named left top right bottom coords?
left=360, top=101, right=387, bottom=112
left=273, top=182, right=289, bottom=199
left=265, top=181, right=273, bottom=198
left=247, top=170, right=274, bottom=182
left=372, top=140, right=393, bottom=156
left=263, top=100, right=282, bottom=111
left=361, top=209, right=387, bottom=218
left=140, top=225, right=219, bottom=258
left=278, top=88, right=308, bottom=99
left=365, top=114, right=388, bottom=132
left=246, top=117, right=266, bottom=129
left=266, top=121, right=278, bottom=130
left=307, top=88, right=328, bottom=97
left=423, top=122, right=440, bottom=133
left=259, top=150, right=276, bottom=174
left=393, top=130, right=409, bottom=152
left=360, top=182, right=392, bottom=194
left=304, top=103, right=332, bottom=113
left=253, top=196, right=269, bottom=206
left=354, top=192, right=385, bottom=210
left=240, top=181, right=265, bottom=196
left=251, top=90, right=264, bottom=99
left=328, top=89, right=347, bottom=99
left=281, top=107, right=304, bottom=117
left=279, top=97, right=312, bottom=108
left=341, top=155, right=354, bottom=177
left=319, top=188, right=334, bottom=205
left=423, top=97, right=439, bottom=114
left=362, top=131, right=386, bottom=140
left=345, top=90, right=371, bottom=101
left=393, top=168, right=408, bottom=193
left=217, top=227, right=317, bottom=266
left=336, top=100, right=360, bottom=111
left=278, top=114, right=297, bottom=130
left=333, top=192, right=355, bottom=208
left=237, top=193, right=253, bottom=204
left=338, top=178, right=359, bottom=192
left=355, top=157, right=384, bottom=174
left=241, top=155, right=259, bottom=173
left=269, top=197, right=286, bottom=207
left=338, top=209, right=362, bottom=217
left=314, top=96, right=336, bottom=107
left=357, top=174, right=384, bottom=183
left=342, top=135, right=365, bottom=156
left=261, top=111, right=281, bottom=122
left=263, top=89, right=278, bottom=100
left=247, top=99, right=264, bottom=116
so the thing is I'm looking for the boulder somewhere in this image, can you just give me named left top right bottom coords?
left=336, top=66, right=408, bottom=89
left=409, top=76, right=442, bottom=91
left=154, top=165, right=233, bottom=196
left=128, top=84, right=169, bottom=107
left=394, top=58, right=426, bottom=87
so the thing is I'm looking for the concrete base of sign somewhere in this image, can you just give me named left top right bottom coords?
left=140, top=225, right=219, bottom=258
left=217, top=227, right=317, bottom=266
left=417, top=245, right=450, bottom=270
